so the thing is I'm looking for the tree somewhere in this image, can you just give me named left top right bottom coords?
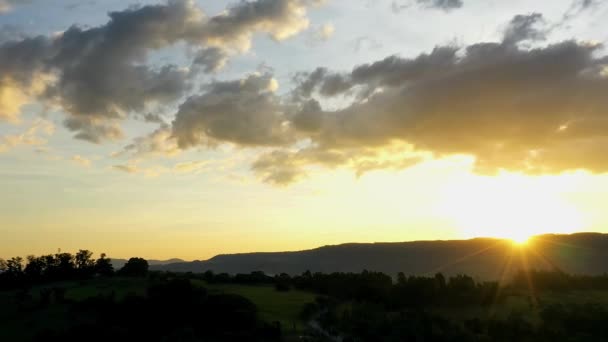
left=118, top=257, right=149, bottom=277
left=6, top=257, right=24, bottom=275
left=95, top=253, right=114, bottom=276
left=435, top=273, right=446, bottom=290
left=75, top=249, right=95, bottom=276
left=54, top=252, right=75, bottom=278
left=0, top=258, right=6, bottom=273
left=24, top=255, right=46, bottom=281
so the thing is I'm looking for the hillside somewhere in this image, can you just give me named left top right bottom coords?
left=150, top=233, right=608, bottom=280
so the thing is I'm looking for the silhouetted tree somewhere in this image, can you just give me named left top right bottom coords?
left=203, top=270, right=214, bottom=282
left=0, top=258, right=6, bottom=273
left=94, top=253, right=114, bottom=276
left=53, top=252, right=75, bottom=279
left=75, top=249, right=95, bottom=276
left=118, top=257, right=149, bottom=277
left=6, top=256, right=24, bottom=275
left=24, top=255, right=46, bottom=281
left=435, top=272, right=446, bottom=290
left=274, top=273, right=291, bottom=292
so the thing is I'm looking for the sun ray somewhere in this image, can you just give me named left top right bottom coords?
left=518, top=249, right=538, bottom=308
left=427, top=240, right=505, bottom=275
left=489, top=247, right=517, bottom=316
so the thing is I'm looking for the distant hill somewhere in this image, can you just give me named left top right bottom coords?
left=149, top=233, right=608, bottom=280
left=111, top=258, right=184, bottom=270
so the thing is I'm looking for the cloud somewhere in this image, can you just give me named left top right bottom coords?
left=112, top=164, right=139, bottom=174
left=391, top=0, right=463, bottom=13
left=251, top=143, right=427, bottom=185
left=63, top=117, right=123, bottom=143
left=71, top=155, right=92, bottom=167
left=287, top=38, right=608, bottom=175
left=416, top=0, right=463, bottom=11
left=112, top=162, right=170, bottom=178
left=121, top=124, right=180, bottom=158
left=173, top=13, right=608, bottom=184
left=0, top=36, right=54, bottom=122
left=292, top=45, right=459, bottom=99
left=171, top=72, right=292, bottom=148
left=558, top=0, right=604, bottom=25
left=0, top=0, right=321, bottom=140
left=503, top=13, right=546, bottom=46
left=251, top=150, right=307, bottom=185
left=192, top=47, right=229, bottom=73
left=0, top=25, right=25, bottom=43
left=202, top=0, right=320, bottom=50
left=173, top=160, right=211, bottom=173
left=0, top=118, right=54, bottom=152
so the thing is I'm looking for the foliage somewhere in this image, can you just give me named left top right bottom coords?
left=0, top=251, right=116, bottom=290
left=117, top=257, right=148, bottom=277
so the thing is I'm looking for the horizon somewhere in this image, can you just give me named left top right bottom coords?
left=3, top=0, right=608, bottom=260
left=2, top=231, right=601, bottom=262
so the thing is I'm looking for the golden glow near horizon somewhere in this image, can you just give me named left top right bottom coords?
left=0, top=152, right=600, bottom=260
left=1, top=153, right=605, bottom=260
left=437, top=170, right=587, bottom=243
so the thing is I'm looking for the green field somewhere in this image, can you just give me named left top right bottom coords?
left=56, top=277, right=316, bottom=331
left=193, top=280, right=316, bottom=332
left=0, top=278, right=317, bottom=341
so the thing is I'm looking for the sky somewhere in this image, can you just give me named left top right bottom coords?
left=1, top=0, right=608, bottom=260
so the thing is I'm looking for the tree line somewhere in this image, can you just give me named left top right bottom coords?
left=0, top=251, right=148, bottom=289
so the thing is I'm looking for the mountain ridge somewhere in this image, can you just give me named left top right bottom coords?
left=149, top=233, right=608, bottom=280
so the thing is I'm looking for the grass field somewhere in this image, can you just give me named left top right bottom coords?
left=193, top=280, right=317, bottom=333
left=0, top=278, right=317, bottom=341
left=44, top=277, right=317, bottom=332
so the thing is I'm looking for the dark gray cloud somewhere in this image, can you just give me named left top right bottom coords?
left=391, top=0, right=463, bottom=13
left=192, top=47, right=229, bottom=73
left=143, top=112, right=166, bottom=124
left=0, top=0, right=319, bottom=138
left=0, top=35, right=52, bottom=121
left=503, top=13, right=546, bottom=46
left=201, top=0, right=322, bottom=46
left=0, top=35, right=50, bottom=84
left=559, top=0, right=604, bottom=24
left=292, top=45, right=459, bottom=99
left=416, top=0, right=463, bottom=11
left=63, top=117, right=123, bottom=143
left=171, top=73, right=292, bottom=148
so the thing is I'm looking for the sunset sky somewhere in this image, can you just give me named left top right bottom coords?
left=1, top=0, right=608, bottom=260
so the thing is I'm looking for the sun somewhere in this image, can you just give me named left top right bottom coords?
left=509, top=234, right=530, bottom=246
left=437, top=172, right=585, bottom=241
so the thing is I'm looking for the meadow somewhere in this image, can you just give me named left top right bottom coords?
left=0, top=277, right=316, bottom=341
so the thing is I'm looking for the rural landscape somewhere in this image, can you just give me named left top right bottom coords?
left=3, top=233, right=608, bottom=341
left=3, top=0, right=608, bottom=340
